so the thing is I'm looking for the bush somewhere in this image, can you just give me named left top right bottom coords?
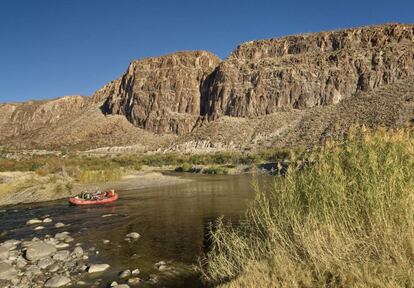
left=201, top=128, right=414, bottom=287
left=175, top=162, right=193, bottom=172
left=203, top=166, right=229, bottom=175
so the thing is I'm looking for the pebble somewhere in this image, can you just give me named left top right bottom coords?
left=128, top=277, right=141, bottom=285
left=119, top=269, right=131, bottom=278
left=34, top=226, right=45, bottom=231
left=43, top=218, right=53, bottom=223
left=125, top=232, right=140, bottom=240
left=103, top=239, right=110, bottom=244
left=44, top=275, right=71, bottom=287
left=37, top=257, right=54, bottom=269
left=54, top=222, right=65, bottom=228
left=113, top=285, right=130, bottom=288
left=87, top=263, right=110, bottom=273
left=72, top=247, right=83, bottom=257
left=52, top=250, right=70, bottom=261
left=131, top=268, right=140, bottom=275
left=55, top=243, right=70, bottom=249
left=26, top=218, right=42, bottom=225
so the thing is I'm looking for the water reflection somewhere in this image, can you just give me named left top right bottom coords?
left=0, top=173, right=269, bottom=287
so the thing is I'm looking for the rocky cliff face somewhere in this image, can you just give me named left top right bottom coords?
left=201, top=24, right=414, bottom=117
left=2, top=23, right=414, bottom=152
left=101, top=51, right=221, bottom=134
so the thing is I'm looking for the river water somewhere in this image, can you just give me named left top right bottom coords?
left=0, top=173, right=269, bottom=288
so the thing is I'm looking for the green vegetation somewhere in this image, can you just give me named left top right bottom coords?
left=201, top=127, right=414, bottom=287
left=0, top=147, right=302, bottom=181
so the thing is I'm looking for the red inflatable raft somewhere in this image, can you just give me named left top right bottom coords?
left=69, top=190, right=118, bottom=205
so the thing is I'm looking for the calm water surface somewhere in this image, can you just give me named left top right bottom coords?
left=0, top=173, right=270, bottom=287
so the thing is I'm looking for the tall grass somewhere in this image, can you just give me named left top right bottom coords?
left=201, top=127, right=414, bottom=287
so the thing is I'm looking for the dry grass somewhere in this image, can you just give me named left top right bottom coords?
left=201, top=127, right=414, bottom=288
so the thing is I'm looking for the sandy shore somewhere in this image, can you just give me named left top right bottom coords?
left=74, top=171, right=191, bottom=193
left=0, top=171, right=190, bottom=207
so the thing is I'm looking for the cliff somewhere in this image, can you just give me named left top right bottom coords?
left=202, top=24, right=414, bottom=117
left=101, top=51, right=220, bottom=134
left=1, top=23, right=414, bottom=152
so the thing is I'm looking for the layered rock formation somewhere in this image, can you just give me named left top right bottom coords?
left=202, top=24, right=414, bottom=117
left=102, top=51, right=220, bottom=134
left=1, top=23, right=414, bottom=152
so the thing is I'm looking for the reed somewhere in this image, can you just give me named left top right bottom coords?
left=201, top=127, right=414, bottom=287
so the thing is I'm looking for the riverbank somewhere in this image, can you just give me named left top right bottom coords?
left=0, top=171, right=190, bottom=207
left=201, top=128, right=414, bottom=288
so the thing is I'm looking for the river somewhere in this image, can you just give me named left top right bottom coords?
left=0, top=173, right=270, bottom=287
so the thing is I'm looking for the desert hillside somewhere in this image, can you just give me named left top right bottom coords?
left=1, top=23, right=413, bottom=152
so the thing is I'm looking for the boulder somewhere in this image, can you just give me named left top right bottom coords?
left=0, top=262, right=17, bottom=280
left=37, top=257, right=54, bottom=269
left=52, top=250, right=70, bottom=261
left=25, top=242, right=57, bottom=261
left=0, top=247, right=8, bottom=260
left=87, top=263, right=110, bottom=273
left=44, top=275, right=71, bottom=287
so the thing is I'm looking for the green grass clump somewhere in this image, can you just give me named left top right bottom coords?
left=203, top=166, right=229, bottom=175
left=201, top=127, right=414, bottom=287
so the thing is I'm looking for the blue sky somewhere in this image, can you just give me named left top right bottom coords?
left=0, top=0, right=413, bottom=103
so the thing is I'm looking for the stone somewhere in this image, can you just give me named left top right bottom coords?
left=26, top=218, right=42, bottom=225
left=0, top=262, right=17, bottom=280
left=24, top=265, right=42, bottom=276
left=113, top=285, right=130, bottom=288
left=72, top=246, right=83, bottom=257
left=1, top=239, right=19, bottom=250
left=44, top=275, right=71, bottom=287
left=52, top=250, right=70, bottom=261
left=25, top=242, right=57, bottom=261
left=110, top=281, right=118, bottom=287
left=87, top=264, right=110, bottom=273
left=125, top=232, right=140, bottom=239
left=37, top=257, right=54, bottom=269
left=158, top=264, right=168, bottom=272
left=0, top=247, right=9, bottom=260
left=43, top=218, right=53, bottom=223
left=48, top=263, right=60, bottom=272
left=103, top=239, right=110, bottom=244
left=131, top=268, right=140, bottom=275
left=34, top=226, right=45, bottom=231
left=148, top=274, right=159, bottom=284
left=16, top=256, right=27, bottom=269
left=54, top=232, right=70, bottom=241
left=154, top=261, right=166, bottom=268
left=54, top=222, right=65, bottom=228
left=128, top=277, right=141, bottom=285
left=55, top=243, right=70, bottom=249
left=119, top=269, right=131, bottom=278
